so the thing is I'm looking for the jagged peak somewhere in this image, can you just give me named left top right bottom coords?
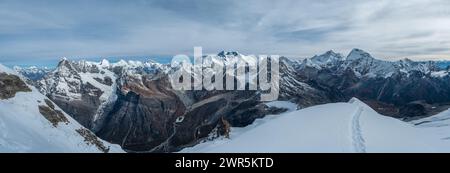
left=402, top=58, right=414, bottom=62
left=324, top=50, right=339, bottom=56
left=146, top=59, right=158, bottom=64
left=346, top=48, right=374, bottom=61
left=118, top=59, right=127, bottom=63
left=57, top=57, right=70, bottom=65
left=99, top=59, right=110, bottom=67
left=398, top=58, right=415, bottom=66
left=57, top=57, right=71, bottom=67
left=312, top=50, right=343, bottom=61
left=55, top=57, right=81, bottom=75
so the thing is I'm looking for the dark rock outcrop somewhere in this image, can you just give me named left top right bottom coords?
left=0, top=73, right=31, bottom=99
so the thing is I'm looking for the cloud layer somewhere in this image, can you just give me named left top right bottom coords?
left=1, top=0, right=450, bottom=63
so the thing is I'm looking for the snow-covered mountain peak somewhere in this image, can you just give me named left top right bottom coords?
left=401, top=58, right=414, bottom=63
left=346, top=48, right=374, bottom=61
left=321, top=50, right=340, bottom=57
left=54, top=58, right=80, bottom=76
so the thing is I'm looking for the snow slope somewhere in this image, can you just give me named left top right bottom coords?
left=182, top=98, right=450, bottom=153
left=0, top=64, right=123, bottom=153
left=410, top=109, right=450, bottom=141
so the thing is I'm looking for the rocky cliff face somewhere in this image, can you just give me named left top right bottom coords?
left=0, top=72, right=32, bottom=99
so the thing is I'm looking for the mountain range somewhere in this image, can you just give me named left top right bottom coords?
left=6, top=48, right=450, bottom=152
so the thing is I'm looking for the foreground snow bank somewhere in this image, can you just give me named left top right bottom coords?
left=182, top=98, right=450, bottom=153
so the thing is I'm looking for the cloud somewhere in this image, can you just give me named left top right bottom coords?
left=0, top=0, right=450, bottom=63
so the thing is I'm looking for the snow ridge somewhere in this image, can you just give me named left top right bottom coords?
left=351, top=107, right=366, bottom=153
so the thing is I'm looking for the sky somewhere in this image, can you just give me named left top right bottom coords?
left=1, top=0, right=450, bottom=66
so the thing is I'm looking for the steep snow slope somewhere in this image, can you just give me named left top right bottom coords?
left=0, top=64, right=123, bottom=153
left=411, top=109, right=450, bottom=140
left=182, top=98, right=450, bottom=153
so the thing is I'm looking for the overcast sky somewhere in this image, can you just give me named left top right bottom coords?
left=1, top=0, right=450, bottom=64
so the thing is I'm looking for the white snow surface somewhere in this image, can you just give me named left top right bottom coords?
left=0, top=65, right=123, bottom=153
left=182, top=98, right=450, bottom=153
left=410, top=109, right=450, bottom=141
left=265, top=101, right=298, bottom=112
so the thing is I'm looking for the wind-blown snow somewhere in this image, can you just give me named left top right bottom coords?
left=182, top=98, right=450, bottom=153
